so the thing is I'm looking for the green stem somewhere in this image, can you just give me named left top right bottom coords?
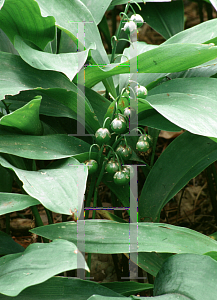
left=89, top=144, right=100, bottom=160
left=86, top=253, right=92, bottom=279
left=31, top=206, right=49, bottom=243
left=103, top=117, right=111, bottom=128
left=45, top=208, right=53, bottom=224
left=106, top=144, right=122, bottom=171
left=129, top=3, right=136, bottom=14
left=130, top=0, right=142, bottom=10
left=85, top=174, right=97, bottom=220
left=110, top=2, right=131, bottom=64
left=108, top=136, right=124, bottom=160
left=92, top=187, right=98, bottom=219
left=98, top=144, right=105, bottom=166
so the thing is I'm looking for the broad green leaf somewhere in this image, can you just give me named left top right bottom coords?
left=101, top=281, right=153, bottom=296
left=109, top=0, right=170, bottom=8
left=0, top=28, right=18, bottom=54
left=31, top=220, right=217, bottom=255
left=81, top=0, right=113, bottom=24
left=14, top=35, right=95, bottom=81
left=36, top=0, right=109, bottom=65
left=2, top=91, right=77, bottom=120
left=35, top=0, right=116, bottom=97
left=145, top=92, right=217, bottom=138
left=88, top=295, right=190, bottom=300
left=0, top=156, right=88, bottom=216
left=118, top=42, right=167, bottom=93
left=0, top=97, right=43, bottom=135
left=98, top=15, right=112, bottom=53
left=209, top=232, right=217, bottom=240
left=0, top=239, right=89, bottom=297
left=135, top=1, right=184, bottom=39
left=0, top=134, right=94, bottom=160
left=139, top=132, right=217, bottom=222
left=204, top=251, right=217, bottom=262
left=83, top=86, right=111, bottom=127
left=0, top=231, right=24, bottom=255
left=137, top=252, right=173, bottom=277
left=37, top=89, right=100, bottom=133
left=0, top=51, right=75, bottom=99
left=0, top=277, right=124, bottom=300
left=0, top=193, right=40, bottom=215
left=4, top=88, right=100, bottom=134
left=146, top=77, right=217, bottom=137
left=154, top=253, right=217, bottom=300
left=139, top=109, right=182, bottom=132
left=210, top=0, right=217, bottom=10
left=84, top=43, right=217, bottom=88
left=0, top=0, right=55, bottom=49
left=148, top=77, right=217, bottom=99
left=0, top=164, right=13, bottom=192
left=163, top=17, right=217, bottom=45
left=0, top=52, right=101, bottom=133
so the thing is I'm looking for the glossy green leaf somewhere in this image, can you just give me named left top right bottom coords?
left=145, top=92, right=217, bottom=138
left=38, top=89, right=100, bottom=133
left=0, top=164, right=13, bottom=192
left=5, top=89, right=100, bottom=134
left=118, top=42, right=165, bottom=93
left=210, top=0, right=217, bottom=11
left=137, top=252, right=173, bottom=277
left=0, top=134, right=93, bottom=160
left=84, top=43, right=217, bottom=88
left=14, top=35, right=95, bottom=81
left=204, top=251, right=217, bottom=262
left=148, top=77, right=217, bottom=98
left=0, top=231, right=24, bottom=255
left=0, top=97, right=43, bottom=135
left=88, top=295, right=190, bottom=300
left=31, top=220, right=217, bottom=255
left=147, top=78, right=217, bottom=135
left=36, top=0, right=109, bottom=65
left=0, top=0, right=55, bottom=49
left=83, top=87, right=111, bottom=127
left=0, top=239, right=89, bottom=297
left=2, top=91, right=77, bottom=120
left=154, top=253, right=217, bottom=300
left=0, top=51, right=74, bottom=100
left=139, top=109, right=182, bottom=132
left=109, top=0, right=170, bottom=8
left=139, top=132, right=217, bottom=222
left=135, top=1, right=184, bottom=39
left=81, top=0, right=112, bottom=24
left=0, top=277, right=124, bottom=300
left=34, top=0, right=116, bottom=97
left=0, top=28, right=18, bottom=54
left=101, top=281, right=153, bottom=296
left=0, top=52, right=100, bottom=133
left=0, top=156, right=88, bottom=216
left=0, top=193, right=40, bottom=215
left=163, top=17, right=217, bottom=45
left=98, top=15, right=112, bottom=53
